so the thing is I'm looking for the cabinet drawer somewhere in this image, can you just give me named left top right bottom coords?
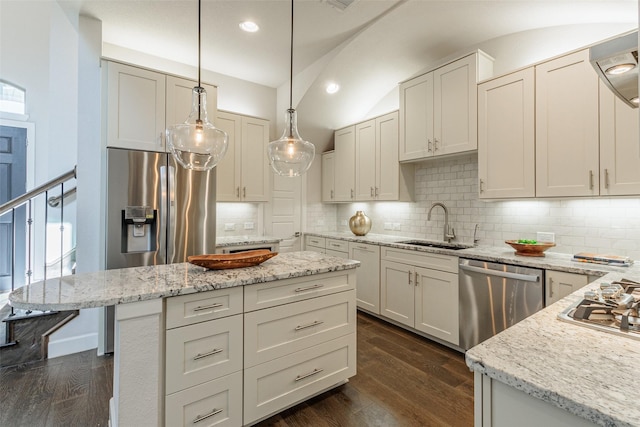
left=166, top=286, right=243, bottom=329
left=243, top=334, right=356, bottom=425
left=165, top=371, right=242, bottom=427
left=305, top=235, right=326, bottom=249
left=244, top=270, right=355, bottom=311
left=166, top=314, right=243, bottom=394
left=381, top=247, right=458, bottom=273
left=245, top=290, right=356, bottom=367
left=326, top=239, right=348, bottom=253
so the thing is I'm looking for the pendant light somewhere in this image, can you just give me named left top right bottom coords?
left=267, top=0, right=315, bottom=177
left=166, top=0, right=228, bottom=171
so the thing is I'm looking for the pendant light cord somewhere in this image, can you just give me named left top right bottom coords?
left=197, top=0, right=202, bottom=122
left=289, top=0, right=294, bottom=110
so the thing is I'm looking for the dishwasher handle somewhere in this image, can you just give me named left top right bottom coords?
left=459, top=263, right=540, bottom=282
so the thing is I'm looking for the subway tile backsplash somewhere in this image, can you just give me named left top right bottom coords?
left=312, top=154, right=640, bottom=261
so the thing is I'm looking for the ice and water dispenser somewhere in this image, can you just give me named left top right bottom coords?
left=121, top=206, right=157, bottom=253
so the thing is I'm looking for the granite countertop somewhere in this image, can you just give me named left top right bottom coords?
left=216, top=235, right=282, bottom=247
left=465, top=272, right=640, bottom=427
left=305, top=232, right=637, bottom=276
left=9, top=252, right=359, bottom=311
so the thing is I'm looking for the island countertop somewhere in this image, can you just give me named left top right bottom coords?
left=465, top=272, right=640, bottom=427
left=9, top=251, right=359, bottom=311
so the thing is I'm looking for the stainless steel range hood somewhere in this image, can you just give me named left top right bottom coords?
left=590, top=31, right=638, bottom=108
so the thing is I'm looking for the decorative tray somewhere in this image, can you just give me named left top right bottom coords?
left=188, top=250, right=278, bottom=270
left=505, top=240, right=555, bottom=257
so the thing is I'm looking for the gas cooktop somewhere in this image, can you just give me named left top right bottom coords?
left=558, top=278, right=640, bottom=341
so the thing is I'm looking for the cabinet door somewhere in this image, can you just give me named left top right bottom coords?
left=215, top=111, right=242, bottom=201
left=166, top=76, right=218, bottom=154
left=380, top=260, right=414, bottom=327
left=355, top=119, right=376, bottom=200
left=546, top=270, right=587, bottom=306
left=349, top=242, right=380, bottom=314
left=535, top=49, right=599, bottom=197
left=321, top=151, right=335, bottom=202
left=399, top=72, right=433, bottom=161
left=478, top=68, right=535, bottom=199
left=433, top=53, right=477, bottom=155
left=334, top=126, right=355, bottom=201
left=106, top=62, right=166, bottom=152
left=376, top=111, right=401, bottom=201
left=599, top=81, right=640, bottom=196
left=241, top=116, right=270, bottom=201
left=414, top=267, right=459, bottom=345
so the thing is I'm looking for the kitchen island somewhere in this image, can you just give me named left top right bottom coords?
left=10, top=251, right=359, bottom=427
left=465, top=271, right=640, bottom=427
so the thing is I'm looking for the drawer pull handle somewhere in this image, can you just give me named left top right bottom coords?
left=193, top=348, right=223, bottom=361
left=295, top=320, right=324, bottom=331
left=294, top=283, right=324, bottom=293
left=193, top=408, right=223, bottom=424
left=193, top=303, right=223, bottom=312
left=295, top=368, right=324, bottom=382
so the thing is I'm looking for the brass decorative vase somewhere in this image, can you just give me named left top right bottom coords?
left=349, top=211, right=372, bottom=236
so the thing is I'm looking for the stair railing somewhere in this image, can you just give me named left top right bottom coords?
left=0, top=166, right=77, bottom=316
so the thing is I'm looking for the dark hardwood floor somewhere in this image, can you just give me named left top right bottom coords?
left=0, top=312, right=473, bottom=427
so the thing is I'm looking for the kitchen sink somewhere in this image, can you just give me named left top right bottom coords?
left=395, top=240, right=470, bottom=250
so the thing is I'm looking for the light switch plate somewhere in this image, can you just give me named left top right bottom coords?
left=224, top=223, right=235, bottom=231
left=393, top=223, right=401, bottom=231
left=244, top=222, right=254, bottom=230
left=537, top=232, right=555, bottom=243
left=384, top=222, right=393, bottom=230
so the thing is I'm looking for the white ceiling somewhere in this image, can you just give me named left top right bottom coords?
left=62, top=0, right=637, bottom=138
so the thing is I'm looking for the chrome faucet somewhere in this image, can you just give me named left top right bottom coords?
left=428, top=202, right=455, bottom=243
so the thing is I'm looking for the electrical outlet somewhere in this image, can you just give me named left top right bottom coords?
left=384, top=222, right=393, bottom=230
left=244, top=222, right=254, bottom=230
left=537, top=232, right=555, bottom=243
left=224, top=223, right=235, bottom=231
left=393, top=223, right=401, bottom=231
left=340, top=219, right=348, bottom=226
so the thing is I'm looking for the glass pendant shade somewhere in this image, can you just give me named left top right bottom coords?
left=268, top=108, right=315, bottom=177
left=166, top=86, right=228, bottom=171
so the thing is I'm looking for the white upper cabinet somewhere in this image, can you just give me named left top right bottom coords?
left=321, top=151, right=335, bottom=202
left=478, top=68, right=535, bottom=199
left=399, top=51, right=493, bottom=162
left=535, top=49, right=600, bottom=197
left=355, top=119, right=377, bottom=200
left=333, top=112, right=413, bottom=203
left=105, top=61, right=219, bottom=154
left=215, top=111, right=270, bottom=202
left=334, top=126, right=356, bottom=202
left=599, top=80, right=640, bottom=196
left=106, top=62, right=166, bottom=152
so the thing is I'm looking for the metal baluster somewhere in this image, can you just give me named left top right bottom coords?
left=44, top=190, right=49, bottom=284
left=60, top=182, right=64, bottom=279
left=9, top=208, right=16, bottom=316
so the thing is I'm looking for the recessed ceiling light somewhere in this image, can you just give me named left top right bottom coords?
left=326, top=83, right=340, bottom=94
left=239, top=21, right=259, bottom=33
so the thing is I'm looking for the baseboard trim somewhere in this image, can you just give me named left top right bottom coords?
left=47, top=332, right=98, bottom=359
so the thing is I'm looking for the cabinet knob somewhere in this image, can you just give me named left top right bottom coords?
left=236, top=187, right=240, bottom=198
left=408, top=271, right=412, bottom=285
left=428, top=139, right=433, bottom=153
left=479, top=179, right=484, bottom=193
left=589, top=170, right=594, bottom=190
left=604, top=169, right=610, bottom=189
left=434, top=138, right=439, bottom=151
left=548, top=277, right=554, bottom=298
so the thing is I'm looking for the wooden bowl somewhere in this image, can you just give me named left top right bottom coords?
left=505, top=240, right=555, bottom=257
left=188, top=250, right=278, bottom=269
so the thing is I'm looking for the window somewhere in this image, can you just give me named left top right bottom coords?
left=0, top=80, right=26, bottom=115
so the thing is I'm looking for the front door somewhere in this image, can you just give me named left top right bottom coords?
left=0, top=125, right=27, bottom=291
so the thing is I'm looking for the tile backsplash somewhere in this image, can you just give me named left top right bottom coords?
left=313, top=154, right=640, bottom=261
left=216, top=203, right=261, bottom=237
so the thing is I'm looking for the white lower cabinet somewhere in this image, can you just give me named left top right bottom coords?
left=164, top=271, right=356, bottom=426
left=165, top=371, right=243, bottom=427
left=243, top=334, right=356, bottom=425
left=545, top=270, right=588, bottom=306
left=380, top=247, right=459, bottom=346
left=349, top=242, right=380, bottom=314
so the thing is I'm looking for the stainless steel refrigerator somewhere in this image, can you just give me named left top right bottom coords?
left=104, top=147, right=216, bottom=352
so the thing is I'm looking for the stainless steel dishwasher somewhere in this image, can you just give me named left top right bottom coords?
left=459, top=258, right=544, bottom=350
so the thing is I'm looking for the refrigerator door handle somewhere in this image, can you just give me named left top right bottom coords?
left=159, top=165, right=168, bottom=264
left=166, top=164, right=177, bottom=263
